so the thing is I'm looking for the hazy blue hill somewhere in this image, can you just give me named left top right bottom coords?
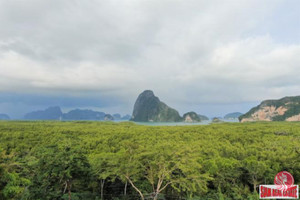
left=113, top=114, right=121, bottom=120
left=0, top=114, right=10, bottom=120
left=224, top=112, right=243, bottom=119
left=104, top=114, right=114, bottom=121
left=113, top=114, right=132, bottom=121
left=24, top=106, right=62, bottom=120
left=24, top=107, right=118, bottom=121
left=198, top=114, right=209, bottom=120
left=121, top=114, right=131, bottom=120
left=62, top=109, right=105, bottom=120
left=212, top=117, right=223, bottom=123
left=131, top=90, right=182, bottom=122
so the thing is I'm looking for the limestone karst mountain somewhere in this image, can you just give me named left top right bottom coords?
left=182, top=112, right=201, bottom=122
left=130, top=90, right=182, bottom=122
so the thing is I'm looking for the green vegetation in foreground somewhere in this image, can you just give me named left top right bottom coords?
left=0, top=121, right=299, bottom=200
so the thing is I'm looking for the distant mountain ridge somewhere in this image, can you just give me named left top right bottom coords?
left=62, top=109, right=106, bottom=120
left=224, top=112, right=243, bottom=119
left=239, top=96, right=300, bottom=122
left=24, top=107, right=130, bottom=121
left=198, top=114, right=209, bottom=120
left=113, top=114, right=121, bottom=120
left=121, top=114, right=131, bottom=120
left=0, top=114, right=10, bottom=120
left=24, top=106, right=62, bottom=120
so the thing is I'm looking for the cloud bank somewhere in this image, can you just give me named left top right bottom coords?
left=0, top=0, right=299, bottom=117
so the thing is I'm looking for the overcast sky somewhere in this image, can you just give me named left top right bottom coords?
left=0, top=0, right=299, bottom=118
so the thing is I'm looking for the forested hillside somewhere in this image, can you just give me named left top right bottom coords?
left=239, top=96, right=300, bottom=122
left=0, top=121, right=299, bottom=200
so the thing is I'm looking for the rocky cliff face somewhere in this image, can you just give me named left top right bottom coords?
left=182, top=112, right=201, bottom=122
left=239, top=96, right=300, bottom=122
left=131, top=90, right=182, bottom=122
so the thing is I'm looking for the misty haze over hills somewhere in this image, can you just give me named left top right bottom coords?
left=0, top=90, right=242, bottom=121
left=0, top=92, right=258, bottom=119
left=2, top=90, right=300, bottom=123
left=19, top=106, right=131, bottom=121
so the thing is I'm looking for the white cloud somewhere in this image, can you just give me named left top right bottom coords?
left=0, top=51, right=140, bottom=96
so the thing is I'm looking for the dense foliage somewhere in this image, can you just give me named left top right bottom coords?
left=0, top=121, right=299, bottom=200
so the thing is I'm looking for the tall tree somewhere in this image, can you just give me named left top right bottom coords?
left=29, top=142, right=91, bottom=200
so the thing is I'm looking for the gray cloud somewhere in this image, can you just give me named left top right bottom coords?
left=0, top=0, right=299, bottom=116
